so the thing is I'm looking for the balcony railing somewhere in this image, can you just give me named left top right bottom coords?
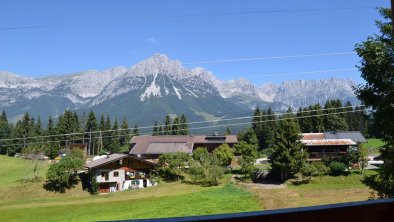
left=309, top=152, right=347, bottom=159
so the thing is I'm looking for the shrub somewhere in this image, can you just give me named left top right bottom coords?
left=44, top=149, right=85, bottom=193
left=88, top=172, right=99, bottom=195
left=187, top=155, right=225, bottom=186
left=158, top=152, right=190, bottom=181
left=312, top=161, right=330, bottom=177
left=213, top=143, right=234, bottom=166
left=329, top=161, right=347, bottom=176
left=192, top=147, right=209, bottom=164
left=300, top=163, right=316, bottom=181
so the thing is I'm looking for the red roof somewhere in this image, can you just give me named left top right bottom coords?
left=301, top=139, right=357, bottom=146
left=301, top=133, right=325, bottom=140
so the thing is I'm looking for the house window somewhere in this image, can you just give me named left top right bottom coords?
left=101, top=172, right=109, bottom=181
left=114, top=171, right=119, bottom=177
left=128, top=159, right=133, bottom=165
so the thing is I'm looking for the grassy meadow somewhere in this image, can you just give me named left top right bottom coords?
left=0, top=155, right=376, bottom=221
left=242, top=170, right=375, bottom=210
left=364, top=139, right=385, bottom=155
left=0, top=155, right=260, bottom=221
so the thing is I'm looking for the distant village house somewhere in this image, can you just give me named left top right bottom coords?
left=84, top=134, right=238, bottom=193
left=301, top=131, right=366, bottom=160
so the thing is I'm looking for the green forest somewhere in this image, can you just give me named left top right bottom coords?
left=0, top=99, right=373, bottom=158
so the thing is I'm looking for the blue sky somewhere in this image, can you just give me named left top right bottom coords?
left=0, top=0, right=389, bottom=85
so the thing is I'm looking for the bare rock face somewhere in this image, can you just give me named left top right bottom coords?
left=0, top=54, right=359, bottom=124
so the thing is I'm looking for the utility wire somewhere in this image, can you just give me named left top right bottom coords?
left=0, top=109, right=365, bottom=147
left=183, top=52, right=356, bottom=65
left=0, top=105, right=364, bottom=143
left=0, top=6, right=375, bottom=31
left=248, top=68, right=357, bottom=78
left=168, top=6, right=376, bottom=19
left=0, top=51, right=358, bottom=79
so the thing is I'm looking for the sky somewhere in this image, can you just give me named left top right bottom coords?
left=0, top=0, right=390, bottom=85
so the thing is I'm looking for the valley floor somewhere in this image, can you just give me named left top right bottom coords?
left=0, top=155, right=375, bottom=222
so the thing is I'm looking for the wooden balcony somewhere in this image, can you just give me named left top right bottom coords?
left=308, top=152, right=347, bottom=159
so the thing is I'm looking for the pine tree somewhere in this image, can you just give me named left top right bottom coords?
left=152, top=121, right=159, bottom=136
left=224, top=127, right=231, bottom=135
left=47, top=116, right=55, bottom=136
left=79, top=112, right=87, bottom=132
left=99, top=114, right=105, bottom=132
left=0, top=111, right=11, bottom=155
left=269, top=112, right=307, bottom=182
left=355, top=7, right=394, bottom=198
left=164, top=115, right=172, bottom=135
left=179, top=114, right=189, bottom=135
left=132, top=124, right=139, bottom=136
left=102, top=115, right=112, bottom=150
left=11, top=112, right=33, bottom=154
left=119, top=118, right=129, bottom=146
left=85, top=111, right=98, bottom=155
left=252, top=106, right=263, bottom=148
left=323, top=100, right=348, bottom=131
left=46, top=116, right=59, bottom=159
left=310, top=104, right=324, bottom=132
left=255, top=107, right=276, bottom=150
left=237, top=127, right=259, bottom=148
left=110, top=119, right=120, bottom=153
left=33, top=116, right=44, bottom=144
left=158, top=125, right=163, bottom=135
left=172, top=117, right=180, bottom=135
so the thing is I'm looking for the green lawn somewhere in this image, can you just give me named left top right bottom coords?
left=287, top=170, right=376, bottom=190
left=0, top=155, right=379, bottom=221
left=243, top=170, right=376, bottom=210
left=364, top=139, right=385, bottom=155
left=0, top=155, right=48, bottom=188
left=1, top=184, right=260, bottom=222
left=0, top=155, right=260, bottom=222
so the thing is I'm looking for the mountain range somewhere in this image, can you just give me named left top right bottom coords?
left=0, top=54, right=360, bottom=128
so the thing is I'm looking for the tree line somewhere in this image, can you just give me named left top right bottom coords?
left=0, top=110, right=190, bottom=158
left=250, top=99, right=369, bottom=152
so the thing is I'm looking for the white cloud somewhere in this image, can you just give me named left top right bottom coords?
left=146, top=36, right=159, bottom=44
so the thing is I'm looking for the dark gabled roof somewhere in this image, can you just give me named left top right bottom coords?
left=85, top=154, right=127, bottom=169
left=323, top=131, right=367, bottom=143
left=84, top=154, right=155, bottom=169
left=193, top=135, right=238, bottom=144
left=146, top=142, right=194, bottom=154
left=129, top=136, right=194, bottom=155
left=129, top=135, right=238, bottom=155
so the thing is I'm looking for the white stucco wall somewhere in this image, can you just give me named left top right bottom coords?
left=95, top=169, right=125, bottom=183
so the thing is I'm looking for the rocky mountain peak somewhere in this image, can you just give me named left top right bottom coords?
left=0, top=54, right=360, bottom=124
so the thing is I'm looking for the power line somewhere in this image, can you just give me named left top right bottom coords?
left=248, top=68, right=358, bottom=78
left=183, top=52, right=356, bottom=65
left=168, top=6, right=376, bottom=19
left=0, top=24, right=71, bottom=31
left=0, top=105, right=364, bottom=143
left=0, top=51, right=358, bottom=79
left=0, top=109, right=365, bottom=148
left=0, top=6, right=375, bottom=31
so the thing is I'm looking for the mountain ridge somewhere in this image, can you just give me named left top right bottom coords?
left=0, top=53, right=359, bottom=124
